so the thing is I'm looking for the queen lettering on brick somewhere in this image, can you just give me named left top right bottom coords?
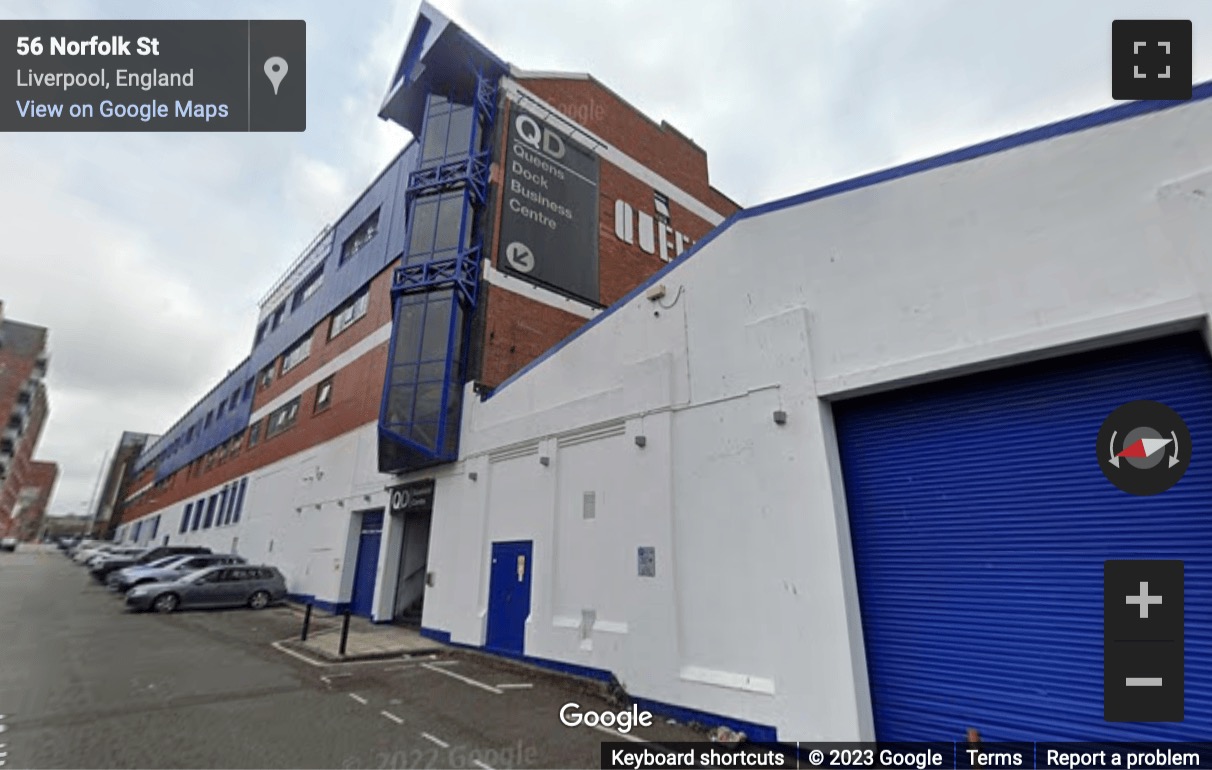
left=613, top=199, right=693, bottom=263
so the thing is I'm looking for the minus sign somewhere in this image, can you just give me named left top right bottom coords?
left=1126, top=677, right=1164, bottom=687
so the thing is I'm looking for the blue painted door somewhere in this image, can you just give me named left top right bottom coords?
left=485, top=540, right=533, bottom=655
left=835, top=333, right=1212, bottom=741
left=350, top=511, right=384, bottom=617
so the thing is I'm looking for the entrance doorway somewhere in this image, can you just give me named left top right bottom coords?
left=393, top=508, right=432, bottom=625
left=485, top=540, right=533, bottom=656
left=349, top=510, right=384, bottom=618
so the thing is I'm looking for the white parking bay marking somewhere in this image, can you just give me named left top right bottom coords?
left=349, top=693, right=368, bottom=705
left=496, top=683, right=533, bottom=689
left=472, top=760, right=495, bottom=770
left=420, top=732, right=449, bottom=749
left=420, top=663, right=502, bottom=694
left=380, top=710, right=404, bottom=725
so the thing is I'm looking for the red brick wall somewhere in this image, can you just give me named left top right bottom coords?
left=518, top=77, right=740, bottom=216
left=15, top=460, right=57, bottom=541
left=0, top=385, right=47, bottom=536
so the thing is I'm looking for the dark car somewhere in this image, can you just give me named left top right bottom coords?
left=125, top=565, right=287, bottom=613
left=90, top=545, right=211, bottom=582
left=109, top=553, right=245, bottom=593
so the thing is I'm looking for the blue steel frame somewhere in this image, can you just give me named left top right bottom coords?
left=378, top=73, right=497, bottom=468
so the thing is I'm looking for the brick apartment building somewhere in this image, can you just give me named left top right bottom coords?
left=0, top=302, right=57, bottom=541
left=107, top=1, right=737, bottom=631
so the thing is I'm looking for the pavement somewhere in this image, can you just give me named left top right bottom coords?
left=278, top=606, right=446, bottom=662
left=0, top=545, right=706, bottom=768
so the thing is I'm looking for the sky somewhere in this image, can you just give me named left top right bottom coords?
left=1, top=0, right=1211, bottom=517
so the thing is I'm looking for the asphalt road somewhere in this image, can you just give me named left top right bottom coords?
left=0, top=547, right=702, bottom=769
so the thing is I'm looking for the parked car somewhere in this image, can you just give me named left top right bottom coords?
left=109, top=553, right=246, bottom=593
left=0, top=537, right=18, bottom=552
left=83, top=546, right=143, bottom=567
left=125, top=565, right=287, bottom=613
left=90, top=545, right=211, bottom=582
left=73, top=543, right=114, bottom=563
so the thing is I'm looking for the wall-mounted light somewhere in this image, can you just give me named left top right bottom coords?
left=634, top=435, right=647, bottom=448
left=645, top=284, right=667, bottom=301
left=539, top=456, right=550, bottom=466
left=773, top=410, right=788, bottom=426
left=468, top=471, right=478, bottom=481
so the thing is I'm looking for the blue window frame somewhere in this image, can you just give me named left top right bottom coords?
left=148, top=515, right=159, bottom=542
left=233, top=478, right=248, bottom=523
left=132, top=520, right=143, bottom=542
left=217, top=486, right=229, bottom=525
left=204, top=494, right=218, bottom=528
left=191, top=498, right=205, bottom=530
left=180, top=503, right=192, bottom=533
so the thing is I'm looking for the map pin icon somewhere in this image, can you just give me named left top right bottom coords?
left=264, top=56, right=288, bottom=95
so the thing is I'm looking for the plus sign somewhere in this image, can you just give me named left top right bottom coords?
left=1126, top=581, right=1163, bottom=619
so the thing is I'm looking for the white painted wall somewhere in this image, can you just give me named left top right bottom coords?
left=124, top=422, right=397, bottom=606
left=424, top=96, right=1212, bottom=741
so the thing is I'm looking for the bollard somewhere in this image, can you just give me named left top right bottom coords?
left=301, top=603, right=313, bottom=641
left=338, top=609, right=352, bottom=657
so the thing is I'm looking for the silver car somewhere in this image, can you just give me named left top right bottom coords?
left=125, top=565, right=287, bottom=613
left=109, top=553, right=246, bottom=593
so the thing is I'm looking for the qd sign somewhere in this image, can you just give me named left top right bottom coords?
left=514, top=113, right=566, bottom=160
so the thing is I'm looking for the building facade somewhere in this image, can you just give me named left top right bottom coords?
left=0, top=302, right=55, bottom=540
left=111, top=4, right=736, bottom=630
left=10, top=460, right=58, bottom=542
left=414, top=84, right=1212, bottom=742
left=90, top=431, right=156, bottom=539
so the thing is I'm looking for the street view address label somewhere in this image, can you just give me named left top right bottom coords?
left=0, top=20, right=305, bottom=131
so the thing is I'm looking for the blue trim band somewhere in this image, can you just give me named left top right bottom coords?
left=420, top=626, right=452, bottom=643
left=488, top=81, right=1212, bottom=400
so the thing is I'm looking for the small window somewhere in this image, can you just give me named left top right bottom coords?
left=654, top=191, right=671, bottom=225
left=255, top=320, right=268, bottom=345
left=340, top=209, right=380, bottom=265
left=204, top=410, right=214, bottom=429
left=292, top=267, right=325, bottom=311
left=270, top=303, right=286, bottom=330
left=217, top=401, right=226, bottom=418
left=314, top=376, right=334, bottom=412
left=259, top=365, right=274, bottom=390
left=265, top=397, right=302, bottom=438
left=228, top=391, right=239, bottom=410
left=329, top=288, right=370, bottom=339
left=242, top=378, right=254, bottom=401
left=280, top=334, right=312, bottom=375
left=248, top=420, right=262, bottom=448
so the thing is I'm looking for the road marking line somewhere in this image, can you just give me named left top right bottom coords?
left=420, top=663, right=502, bottom=694
left=426, top=659, right=458, bottom=667
left=496, top=683, right=533, bottom=689
left=349, top=694, right=368, bottom=705
left=270, top=640, right=411, bottom=668
left=380, top=710, right=404, bottom=725
left=320, top=674, right=352, bottom=684
left=420, top=732, right=449, bottom=749
left=473, top=760, right=494, bottom=770
left=591, top=724, right=644, bottom=743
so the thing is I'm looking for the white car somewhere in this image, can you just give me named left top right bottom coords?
left=0, top=537, right=17, bottom=552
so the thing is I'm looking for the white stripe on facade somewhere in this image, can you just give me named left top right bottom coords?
left=122, top=480, right=154, bottom=503
left=250, top=321, right=393, bottom=424
left=498, top=77, right=727, bottom=227
left=482, top=261, right=601, bottom=320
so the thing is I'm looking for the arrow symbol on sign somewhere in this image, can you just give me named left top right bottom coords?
left=1109, top=430, right=1120, bottom=468
left=1169, top=430, right=1181, bottom=468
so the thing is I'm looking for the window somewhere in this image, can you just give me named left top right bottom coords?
left=180, top=503, right=192, bottom=533
left=247, top=419, right=262, bottom=448
left=259, top=364, right=274, bottom=390
left=203, top=495, right=218, bottom=528
left=147, top=515, right=159, bottom=541
left=314, top=376, right=334, bottom=412
left=217, top=401, right=226, bottom=418
left=233, top=478, right=248, bottom=524
left=204, top=410, right=214, bottom=429
left=653, top=190, right=671, bottom=225
left=329, top=288, right=370, bottom=339
left=255, top=321, right=268, bottom=345
left=186, top=425, right=195, bottom=441
left=340, top=209, right=380, bottom=264
left=242, top=378, right=254, bottom=401
left=292, top=267, right=325, bottom=310
left=228, top=391, right=239, bottom=411
left=270, top=302, right=286, bottom=330
left=280, top=334, right=312, bottom=375
left=265, top=397, right=302, bottom=438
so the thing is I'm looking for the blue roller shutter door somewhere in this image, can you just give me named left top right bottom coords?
left=834, top=333, right=1212, bottom=741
